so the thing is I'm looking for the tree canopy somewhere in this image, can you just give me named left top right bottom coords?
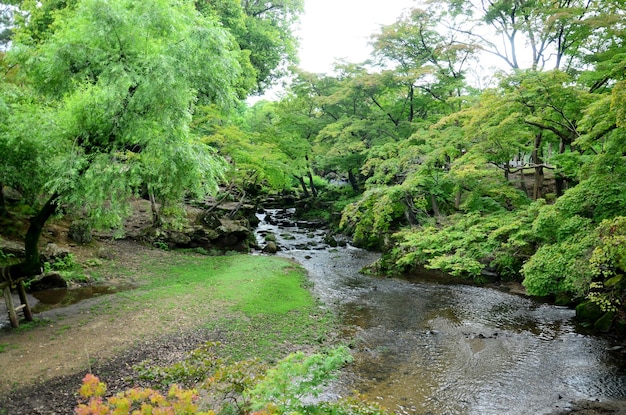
left=0, top=0, right=300, bottom=282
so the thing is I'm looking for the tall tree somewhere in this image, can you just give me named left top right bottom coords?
left=196, top=0, right=303, bottom=94
left=438, top=0, right=623, bottom=72
left=0, top=0, right=241, bottom=283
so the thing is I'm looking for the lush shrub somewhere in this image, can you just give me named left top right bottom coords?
left=75, top=373, right=210, bottom=415
left=340, top=186, right=409, bottom=249
left=521, top=235, right=596, bottom=297
left=554, top=153, right=626, bottom=223
left=586, top=216, right=626, bottom=317
left=134, top=342, right=225, bottom=388
left=381, top=204, right=542, bottom=281
left=246, top=346, right=352, bottom=414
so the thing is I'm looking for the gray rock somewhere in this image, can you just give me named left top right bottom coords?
left=262, top=241, right=278, bottom=254
left=42, top=243, right=70, bottom=263
left=323, top=233, right=338, bottom=247
left=29, top=272, right=68, bottom=292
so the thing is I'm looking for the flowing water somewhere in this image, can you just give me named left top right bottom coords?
left=256, top=208, right=626, bottom=415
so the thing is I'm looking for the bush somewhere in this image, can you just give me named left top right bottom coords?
left=247, top=346, right=352, bottom=414
left=75, top=373, right=210, bottom=415
left=134, top=342, right=224, bottom=388
left=340, top=186, right=409, bottom=249
left=521, top=235, right=596, bottom=297
left=586, top=217, right=626, bottom=319
left=383, top=207, right=539, bottom=281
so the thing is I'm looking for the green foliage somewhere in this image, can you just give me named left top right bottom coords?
left=586, top=217, right=626, bottom=315
left=388, top=212, right=504, bottom=280
left=197, top=104, right=294, bottom=193
left=3, top=0, right=238, bottom=239
left=43, top=253, right=88, bottom=282
left=340, top=186, right=408, bottom=249
left=75, top=347, right=372, bottom=415
left=554, top=153, right=626, bottom=223
left=246, top=346, right=353, bottom=414
left=199, top=0, right=304, bottom=94
left=380, top=201, right=544, bottom=280
left=134, top=342, right=223, bottom=387
left=0, top=248, right=15, bottom=265
left=521, top=235, right=596, bottom=297
left=205, top=357, right=268, bottom=415
left=75, top=373, right=210, bottom=415
left=531, top=205, right=594, bottom=244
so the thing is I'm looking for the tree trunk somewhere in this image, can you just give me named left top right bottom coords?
left=454, top=188, right=462, bottom=210
left=408, top=84, right=415, bottom=123
left=296, top=176, right=309, bottom=198
left=555, top=139, right=567, bottom=197
left=533, top=166, right=544, bottom=200
left=348, top=170, right=360, bottom=193
left=555, top=174, right=564, bottom=197
left=532, top=133, right=543, bottom=200
left=0, top=182, right=6, bottom=217
left=430, top=193, right=442, bottom=218
left=307, top=171, right=318, bottom=198
left=520, top=172, right=529, bottom=198
left=149, top=191, right=161, bottom=227
left=0, top=194, right=58, bottom=285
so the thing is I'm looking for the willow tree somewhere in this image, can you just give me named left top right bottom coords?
left=0, top=0, right=243, bottom=282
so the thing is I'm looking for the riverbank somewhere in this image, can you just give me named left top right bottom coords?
left=0, top=241, right=337, bottom=414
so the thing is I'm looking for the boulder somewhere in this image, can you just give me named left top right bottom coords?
left=167, top=231, right=192, bottom=246
left=594, top=311, right=616, bottom=332
left=323, top=233, right=338, bottom=247
left=0, top=238, right=25, bottom=258
left=2, top=186, right=22, bottom=203
left=262, top=241, right=278, bottom=254
left=42, top=243, right=71, bottom=264
left=576, top=300, right=604, bottom=323
left=28, top=272, right=68, bottom=292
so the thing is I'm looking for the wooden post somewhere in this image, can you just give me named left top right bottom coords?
left=17, top=281, right=33, bottom=322
left=3, top=286, right=18, bottom=328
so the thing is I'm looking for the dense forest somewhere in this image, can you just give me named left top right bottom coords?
left=1, top=0, right=626, bottom=334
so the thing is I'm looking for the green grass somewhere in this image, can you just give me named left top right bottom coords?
left=103, top=254, right=336, bottom=362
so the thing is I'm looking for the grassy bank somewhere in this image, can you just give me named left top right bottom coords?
left=119, top=253, right=335, bottom=361
left=0, top=249, right=336, bottom=393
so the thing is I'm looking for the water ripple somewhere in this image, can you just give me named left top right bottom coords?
left=256, top=209, right=626, bottom=414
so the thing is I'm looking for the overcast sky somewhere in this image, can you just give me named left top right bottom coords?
left=296, top=0, right=417, bottom=74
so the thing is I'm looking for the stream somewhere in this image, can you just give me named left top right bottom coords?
left=256, top=208, right=626, bottom=415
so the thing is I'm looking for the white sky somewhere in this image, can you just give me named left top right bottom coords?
left=296, top=0, right=417, bottom=74
left=250, top=0, right=417, bottom=102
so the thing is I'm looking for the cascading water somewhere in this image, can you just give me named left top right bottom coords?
left=256, top=208, right=626, bottom=415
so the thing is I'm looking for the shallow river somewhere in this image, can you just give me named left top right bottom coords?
left=257, top=208, right=626, bottom=415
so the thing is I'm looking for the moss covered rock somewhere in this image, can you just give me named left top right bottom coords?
left=594, top=311, right=616, bottom=332
left=575, top=300, right=604, bottom=323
